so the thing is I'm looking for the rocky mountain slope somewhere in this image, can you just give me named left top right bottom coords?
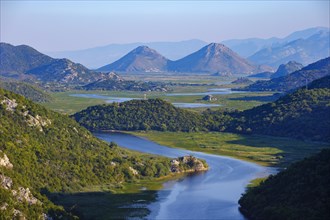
left=168, top=43, right=271, bottom=74
left=222, top=27, right=329, bottom=58
left=248, top=30, right=330, bottom=68
left=270, top=61, right=303, bottom=79
left=98, top=46, right=170, bottom=72
left=243, top=57, right=330, bottom=91
left=0, top=43, right=111, bottom=85
left=0, top=42, right=53, bottom=76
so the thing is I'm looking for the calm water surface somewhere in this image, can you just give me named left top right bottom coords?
left=95, top=132, right=274, bottom=220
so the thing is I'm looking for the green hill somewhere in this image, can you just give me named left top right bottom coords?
left=239, top=149, right=330, bottom=220
left=73, top=99, right=203, bottom=132
left=226, top=87, right=330, bottom=142
left=0, top=89, right=181, bottom=219
left=0, top=80, right=52, bottom=102
left=73, top=76, right=330, bottom=142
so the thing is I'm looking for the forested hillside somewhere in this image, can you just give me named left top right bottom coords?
left=74, top=76, right=330, bottom=142
left=73, top=99, right=204, bottom=132
left=0, top=80, right=52, bottom=102
left=0, top=89, right=178, bottom=219
left=239, top=149, right=330, bottom=220
left=226, top=87, right=330, bottom=141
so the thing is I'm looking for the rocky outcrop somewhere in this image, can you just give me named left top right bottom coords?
left=171, top=156, right=208, bottom=173
left=0, top=174, right=13, bottom=189
left=129, top=166, right=139, bottom=175
left=26, top=114, right=51, bottom=132
left=0, top=97, right=18, bottom=111
left=12, top=187, right=40, bottom=205
left=0, top=151, right=13, bottom=169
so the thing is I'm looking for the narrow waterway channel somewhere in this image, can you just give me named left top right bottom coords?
left=95, top=132, right=274, bottom=220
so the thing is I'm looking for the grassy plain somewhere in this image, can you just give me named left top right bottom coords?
left=41, top=73, right=277, bottom=114
left=130, top=131, right=329, bottom=167
left=43, top=88, right=276, bottom=114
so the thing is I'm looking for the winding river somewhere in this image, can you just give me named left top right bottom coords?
left=95, top=132, right=274, bottom=220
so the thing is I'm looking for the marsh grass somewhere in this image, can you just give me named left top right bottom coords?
left=131, top=131, right=329, bottom=167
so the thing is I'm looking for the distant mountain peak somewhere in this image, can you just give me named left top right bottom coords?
left=168, top=42, right=268, bottom=74
left=97, top=46, right=169, bottom=72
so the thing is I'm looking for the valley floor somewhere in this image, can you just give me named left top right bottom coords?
left=130, top=131, right=329, bottom=167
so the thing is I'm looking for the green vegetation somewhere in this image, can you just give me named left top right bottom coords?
left=0, top=88, right=192, bottom=219
left=243, top=57, right=329, bottom=92
left=73, top=99, right=204, bottom=132
left=130, top=131, right=329, bottom=167
left=239, top=149, right=330, bottom=220
left=42, top=91, right=106, bottom=114
left=0, top=80, right=52, bottom=102
left=73, top=79, right=330, bottom=142
left=227, top=88, right=330, bottom=142
left=43, top=89, right=276, bottom=115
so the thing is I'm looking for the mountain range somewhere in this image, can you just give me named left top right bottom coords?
left=223, top=27, right=329, bottom=58
left=45, top=27, right=329, bottom=69
left=47, top=39, right=208, bottom=69
left=248, top=29, right=329, bottom=67
left=98, top=43, right=272, bottom=74
left=0, top=43, right=116, bottom=84
left=244, top=57, right=330, bottom=92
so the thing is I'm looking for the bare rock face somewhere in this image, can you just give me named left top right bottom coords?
left=170, top=156, right=208, bottom=173
left=13, top=209, right=26, bottom=220
left=0, top=174, right=13, bottom=189
left=12, top=187, right=40, bottom=205
left=0, top=97, right=18, bottom=111
left=26, top=114, right=51, bottom=132
left=129, top=166, right=139, bottom=175
left=0, top=151, right=13, bottom=169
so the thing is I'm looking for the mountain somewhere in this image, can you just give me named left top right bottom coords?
left=168, top=43, right=271, bottom=74
left=47, top=39, right=207, bottom=69
left=222, top=27, right=329, bottom=58
left=0, top=43, right=113, bottom=85
left=243, top=57, right=330, bottom=92
left=270, top=61, right=303, bottom=79
left=0, top=88, right=185, bottom=219
left=26, top=58, right=114, bottom=84
left=239, top=148, right=330, bottom=220
left=248, top=30, right=330, bottom=68
left=98, top=46, right=170, bottom=72
left=0, top=42, right=53, bottom=76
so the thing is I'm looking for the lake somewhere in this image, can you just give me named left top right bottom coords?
left=95, top=132, right=274, bottom=219
left=69, top=88, right=245, bottom=108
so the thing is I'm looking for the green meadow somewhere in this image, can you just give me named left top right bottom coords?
left=131, top=131, right=329, bottom=167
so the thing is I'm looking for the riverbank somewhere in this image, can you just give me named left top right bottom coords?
left=93, top=131, right=270, bottom=219
left=129, top=131, right=329, bottom=167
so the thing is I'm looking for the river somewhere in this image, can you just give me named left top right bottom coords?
left=95, top=132, right=273, bottom=220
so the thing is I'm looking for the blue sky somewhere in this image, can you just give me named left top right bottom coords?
left=1, top=1, right=329, bottom=52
